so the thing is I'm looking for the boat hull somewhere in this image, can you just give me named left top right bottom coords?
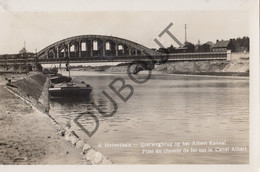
left=49, top=87, right=92, bottom=97
left=50, top=75, right=72, bottom=84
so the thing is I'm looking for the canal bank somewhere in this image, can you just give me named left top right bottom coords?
left=104, top=59, right=249, bottom=76
left=0, top=73, right=111, bottom=164
left=68, top=53, right=249, bottom=77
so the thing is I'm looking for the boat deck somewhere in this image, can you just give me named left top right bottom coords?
left=51, top=82, right=87, bottom=88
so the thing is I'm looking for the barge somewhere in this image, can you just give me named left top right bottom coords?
left=49, top=81, right=92, bottom=98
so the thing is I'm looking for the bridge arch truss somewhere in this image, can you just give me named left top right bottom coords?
left=37, top=35, right=161, bottom=61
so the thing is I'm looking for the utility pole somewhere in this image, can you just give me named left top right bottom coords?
left=184, top=24, right=187, bottom=43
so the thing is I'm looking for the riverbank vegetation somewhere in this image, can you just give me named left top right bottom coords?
left=157, top=36, right=249, bottom=54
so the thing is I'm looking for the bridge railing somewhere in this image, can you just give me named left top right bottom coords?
left=0, top=57, right=35, bottom=65
left=36, top=52, right=227, bottom=63
left=165, top=51, right=227, bottom=61
left=0, top=51, right=228, bottom=65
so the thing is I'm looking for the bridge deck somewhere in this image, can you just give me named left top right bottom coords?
left=0, top=52, right=227, bottom=65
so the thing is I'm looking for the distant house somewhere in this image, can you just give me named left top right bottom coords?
left=212, top=40, right=234, bottom=52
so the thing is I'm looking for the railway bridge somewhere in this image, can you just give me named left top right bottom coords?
left=0, top=35, right=228, bottom=69
left=36, top=35, right=227, bottom=64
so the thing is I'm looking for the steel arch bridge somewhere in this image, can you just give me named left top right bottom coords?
left=37, top=35, right=161, bottom=64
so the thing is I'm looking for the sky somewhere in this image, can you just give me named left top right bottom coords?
left=0, top=0, right=250, bottom=54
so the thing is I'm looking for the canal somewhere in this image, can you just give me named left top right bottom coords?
left=49, top=71, right=249, bottom=164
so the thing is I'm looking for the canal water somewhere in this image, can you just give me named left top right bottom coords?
left=49, top=71, right=249, bottom=164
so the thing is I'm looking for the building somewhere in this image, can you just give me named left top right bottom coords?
left=212, top=40, right=234, bottom=52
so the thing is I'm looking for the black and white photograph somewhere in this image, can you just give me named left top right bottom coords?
left=0, top=0, right=259, bottom=171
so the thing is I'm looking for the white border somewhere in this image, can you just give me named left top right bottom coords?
left=0, top=0, right=249, bottom=11
left=0, top=0, right=259, bottom=171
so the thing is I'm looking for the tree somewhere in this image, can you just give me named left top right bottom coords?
left=184, top=42, right=195, bottom=52
left=241, top=36, right=249, bottom=52
left=157, top=48, right=169, bottom=54
left=167, top=45, right=176, bottom=53
left=200, top=43, right=211, bottom=52
left=155, top=36, right=249, bottom=53
left=229, top=37, right=249, bottom=52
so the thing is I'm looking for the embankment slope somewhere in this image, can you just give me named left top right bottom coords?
left=0, top=84, right=83, bottom=164
left=2, top=73, right=112, bottom=164
left=106, top=59, right=249, bottom=76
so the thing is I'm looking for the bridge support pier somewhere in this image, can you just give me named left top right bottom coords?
left=132, top=61, right=155, bottom=74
